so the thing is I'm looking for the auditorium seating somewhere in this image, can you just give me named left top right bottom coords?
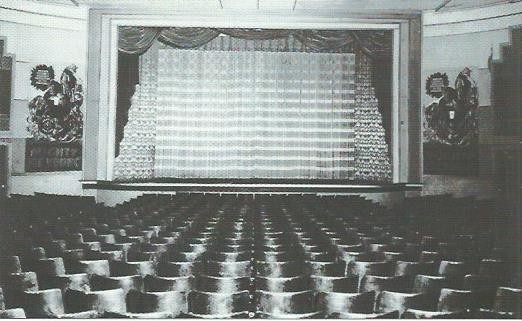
left=0, top=193, right=519, bottom=318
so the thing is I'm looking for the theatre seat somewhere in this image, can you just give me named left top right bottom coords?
left=64, top=288, right=126, bottom=314
left=255, top=251, right=302, bottom=263
left=97, top=234, right=116, bottom=244
left=360, top=275, right=409, bottom=294
left=463, top=274, right=498, bottom=309
left=311, top=275, right=357, bottom=293
left=41, top=240, right=67, bottom=258
left=255, top=290, right=316, bottom=316
left=20, top=247, right=47, bottom=265
left=256, top=261, right=307, bottom=278
left=158, top=260, right=199, bottom=277
left=493, top=287, right=521, bottom=318
left=144, top=274, right=193, bottom=292
left=337, top=310, right=400, bottom=319
left=203, top=260, right=252, bottom=278
left=1, top=272, right=39, bottom=308
left=189, top=290, right=250, bottom=317
left=126, top=289, right=188, bottom=316
left=375, top=291, right=430, bottom=315
left=23, top=288, right=64, bottom=317
left=395, top=261, right=437, bottom=278
left=196, top=275, right=251, bottom=293
left=349, top=260, right=391, bottom=280
left=437, top=288, right=473, bottom=312
left=256, top=276, right=310, bottom=293
left=479, top=259, right=512, bottom=284
left=102, top=311, right=174, bottom=318
left=383, top=252, right=406, bottom=263
left=413, top=274, right=448, bottom=302
left=0, top=257, right=22, bottom=277
left=2, top=272, right=39, bottom=293
left=33, top=257, right=66, bottom=277
left=62, top=249, right=86, bottom=262
left=317, top=290, right=375, bottom=316
left=90, top=274, right=143, bottom=296
left=39, top=273, right=90, bottom=292
left=438, top=261, right=468, bottom=288
left=72, top=259, right=110, bottom=277
left=1, top=193, right=518, bottom=319
left=110, top=260, right=156, bottom=277
left=402, top=308, right=466, bottom=319
left=420, top=251, right=442, bottom=263
left=308, top=261, right=345, bottom=277
left=58, top=310, right=99, bottom=318
left=88, top=247, right=125, bottom=262
left=0, top=308, right=26, bottom=318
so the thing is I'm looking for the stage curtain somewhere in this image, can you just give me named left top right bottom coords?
left=114, top=46, right=158, bottom=179
left=153, top=48, right=356, bottom=179
left=220, top=28, right=291, bottom=40
left=118, top=26, right=161, bottom=54
left=293, top=30, right=357, bottom=52
left=118, top=27, right=391, bottom=58
left=117, top=28, right=392, bottom=142
left=158, top=28, right=221, bottom=49
left=115, top=29, right=393, bottom=180
left=116, top=52, right=140, bottom=157
left=114, top=36, right=392, bottom=181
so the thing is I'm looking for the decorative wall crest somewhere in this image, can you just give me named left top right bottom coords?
left=424, top=68, right=478, bottom=146
left=30, top=64, right=55, bottom=91
left=425, top=72, right=449, bottom=98
left=27, top=64, right=83, bottom=142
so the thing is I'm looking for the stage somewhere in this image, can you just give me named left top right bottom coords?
left=82, top=179, right=422, bottom=193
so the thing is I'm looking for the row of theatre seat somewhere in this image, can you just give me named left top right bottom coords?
left=0, top=193, right=520, bottom=318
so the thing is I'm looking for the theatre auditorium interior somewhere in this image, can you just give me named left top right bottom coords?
left=0, top=0, right=520, bottom=319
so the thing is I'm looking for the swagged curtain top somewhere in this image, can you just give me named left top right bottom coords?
left=119, top=27, right=392, bottom=57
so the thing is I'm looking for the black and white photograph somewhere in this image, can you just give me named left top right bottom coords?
left=0, top=0, right=520, bottom=319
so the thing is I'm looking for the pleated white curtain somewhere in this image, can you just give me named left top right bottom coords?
left=154, top=48, right=356, bottom=179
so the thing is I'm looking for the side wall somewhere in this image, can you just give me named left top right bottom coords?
left=0, top=0, right=88, bottom=196
left=415, top=2, right=521, bottom=199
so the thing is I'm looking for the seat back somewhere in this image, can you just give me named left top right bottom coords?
left=317, top=291, right=375, bottom=316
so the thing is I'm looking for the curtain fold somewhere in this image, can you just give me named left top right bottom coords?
left=115, top=52, right=140, bottom=157
left=153, top=48, right=357, bottom=179
left=118, top=26, right=161, bottom=54
left=293, top=30, right=356, bottom=52
left=350, top=30, right=391, bottom=57
left=219, top=28, right=291, bottom=40
left=158, top=28, right=221, bottom=49
left=118, top=27, right=391, bottom=57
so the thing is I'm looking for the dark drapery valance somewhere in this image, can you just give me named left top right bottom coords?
left=118, top=27, right=392, bottom=57
left=118, top=27, right=162, bottom=55
left=158, top=28, right=221, bottom=49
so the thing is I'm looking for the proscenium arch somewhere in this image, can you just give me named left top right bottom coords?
left=83, top=9, right=422, bottom=192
